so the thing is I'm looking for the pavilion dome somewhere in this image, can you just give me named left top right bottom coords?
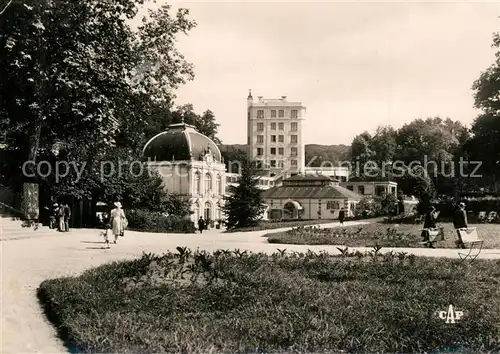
left=142, top=122, right=222, bottom=162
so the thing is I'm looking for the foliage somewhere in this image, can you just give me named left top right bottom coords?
left=219, top=144, right=248, bottom=172
left=304, top=144, right=350, bottom=167
left=222, top=161, right=266, bottom=229
left=354, top=194, right=397, bottom=218
left=266, top=222, right=500, bottom=249
left=127, top=209, right=195, bottom=233
left=224, top=218, right=336, bottom=233
left=38, top=249, right=500, bottom=353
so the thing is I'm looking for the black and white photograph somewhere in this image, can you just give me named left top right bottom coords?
left=1, top=0, right=500, bottom=352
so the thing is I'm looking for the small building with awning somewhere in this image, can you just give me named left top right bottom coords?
left=261, top=174, right=363, bottom=220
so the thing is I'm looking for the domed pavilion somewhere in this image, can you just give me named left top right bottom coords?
left=143, top=122, right=226, bottom=223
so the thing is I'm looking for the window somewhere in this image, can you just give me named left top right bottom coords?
left=257, top=135, right=264, bottom=144
left=326, top=201, right=340, bottom=210
left=271, top=110, right=276, bottom=118
left=204, top=173, right=212, bottom=194
left=358, top=186, right=365, bottom=195
left=278, top=135, right=284, bottom=143
left=257, top=110, right=264, bottom=118
left=278, top=122, right=284, bottom=130
left=278, top=160, right=284, bottom=168
left=271, top=122, right=276, bottom=130
left=255, top=160, right=263, bottom=169
left=257, top=147, right=263, bottom=156
left=346, top=185, right=354, bottom=191
left=194, top=172, right=201, bottom=194
left=278, top=110, right=284, bottom=117
left=270, top=147, right=276, bottom=155
left=291, top=135, right=298, bottom=144
left=270, top=160, right=276, bottom=167
left=291, top=122, right=298, bottom=131
left=257, top=122, right=264, bottom=131
left=291, top=147, right=297, bottom=156
left=290, top=160, right=297, bottom=166
left=271, top=135, right=276, bottom=142
left=278, top=147, right=284, bottom=155
left=291, top=110, right=298, bottom=118
left=216, top=174, right=222, bottom=195
left=204, top=202, right=212, bottom=220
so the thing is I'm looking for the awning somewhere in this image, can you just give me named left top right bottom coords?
left=283, top=200, right=303, bottom=210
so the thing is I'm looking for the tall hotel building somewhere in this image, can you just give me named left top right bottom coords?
left=247, top=90, right=305, bottom=177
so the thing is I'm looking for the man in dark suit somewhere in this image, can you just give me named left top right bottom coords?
left=338, top=208, right=346, bottom=226
left=453, top=202, right=467, bottom=249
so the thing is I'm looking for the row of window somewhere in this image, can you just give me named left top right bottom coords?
left=256, top=147, right=298, bottom=156
left=256, top=122, right=298, bottom=131
left=193, top=172, right=223, bottom=195
left=255, top=109, right=298, bottom=119
left=255, top=134, right=298, bottom=144
left=255, top=160, right=298, bottom=168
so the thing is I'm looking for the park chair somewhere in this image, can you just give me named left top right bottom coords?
left=486, top=211, right=498, bottom=223
left=457, top=228, right=484, bottom=261
left=419, top=227, right=444, bottom=248
left=414, top=214, right=424, bottom=224
left=477, top=211, right=487, bottom=223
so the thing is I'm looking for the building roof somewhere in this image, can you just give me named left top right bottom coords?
left=142, top=122, right=222, bottom=162
left=284, top=174, right=337, bottom=182
left=261, top=184, right=363, bottom=200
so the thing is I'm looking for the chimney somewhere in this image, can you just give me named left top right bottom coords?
left=258, top=96, right=263, bottom=102
left=281, top=96, right=287, bottom=100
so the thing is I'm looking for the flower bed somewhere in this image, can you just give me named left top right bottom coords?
left=38, top=249, right=500, bottom=353
left=266, top=222, right=500, bottom=249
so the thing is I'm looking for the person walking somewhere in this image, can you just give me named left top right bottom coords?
left=421, top=205, right=439, bottom=248
left=198, top=217, right=205, bottom=234
left=453, top=202, right=467, bottom=249
left=57, top=203, right=65, bottom=232
left=110, top=202, right=126, bottom=244
left=63, top=203, right=71, bottom=232
left=338, top=207, right=346, bottom=226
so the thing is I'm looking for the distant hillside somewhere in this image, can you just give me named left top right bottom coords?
left=304, top=144, right=350, bottom=167
left=219, top=144, right=351, bottom=168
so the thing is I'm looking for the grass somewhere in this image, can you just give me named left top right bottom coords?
left=224, top=217, right=380, bottom=233
left=224, top=219, right=337, bottom=233
left=266, top=222, right=500, bottom=249
left=38, top=248, right=500, bottom=353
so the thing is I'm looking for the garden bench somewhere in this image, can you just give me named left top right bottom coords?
left=486, top=211, right=498, bottom=223
left=477, top=211, right=487, bottom=223
left=414, top=215, right=424, bottom=224
left=457, top=228, right=484, bottom=261
left=419, top=227, right=444, bottom=248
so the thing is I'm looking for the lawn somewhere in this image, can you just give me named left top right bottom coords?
left=38, top=249, right=500, bottom=353
left=266, top=222, right=500, bottom=249
left=224, top=218, right=337, bottom=233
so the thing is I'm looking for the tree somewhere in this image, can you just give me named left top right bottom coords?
left=222, top=161, right=266, bottom=229
left=370, top=126, right=397, bottom=165
left=349, top=132, right=375, bottom=170
left=173, top=104, right=221, bottom=144
left=0, top=0, right=196, bottom=213
left=467, top=33, right=500, bottom=192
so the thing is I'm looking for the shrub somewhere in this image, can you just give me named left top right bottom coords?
left=127, top=209, right=195, bottom=233
left=38, top=249, right=500, bottom=353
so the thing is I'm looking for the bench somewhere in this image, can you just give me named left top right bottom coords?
left=419, top=227, right=445, bottom=248
left=457, top=228, right=484, bottom=261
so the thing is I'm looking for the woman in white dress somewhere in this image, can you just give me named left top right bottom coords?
left=110, top=202, right=126, bottom=244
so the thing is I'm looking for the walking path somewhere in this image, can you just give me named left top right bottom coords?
left=2, top=220, right=500, bottom=353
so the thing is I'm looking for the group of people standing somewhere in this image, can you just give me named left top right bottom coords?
left=50, top=203, right=71, bottom=232
left=421, top=202, right=468, bottom=249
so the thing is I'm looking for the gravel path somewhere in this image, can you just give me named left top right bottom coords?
left=2, top=221, right=500, bottom=353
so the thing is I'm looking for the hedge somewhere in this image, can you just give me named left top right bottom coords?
left=126, top=209, right=195, bottom=233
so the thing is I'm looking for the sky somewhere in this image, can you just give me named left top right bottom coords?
left=142, top=0, right=499, bottom=145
